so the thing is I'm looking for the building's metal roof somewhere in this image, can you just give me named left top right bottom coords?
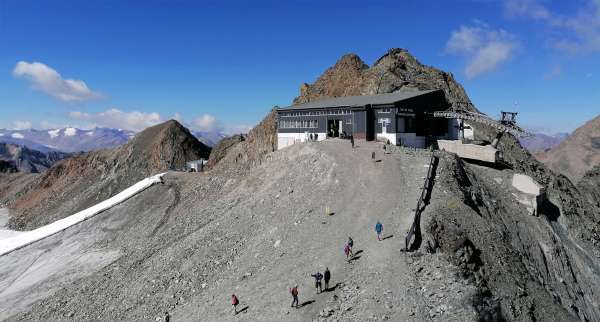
left=278, top=89, right=441, bottom=110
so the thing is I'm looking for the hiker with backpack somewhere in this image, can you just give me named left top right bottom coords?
left=311, top=271, right=323, bottom=294
left=324, top=267, right=331, bottom=291
left=290, top=285, right=299, bottom=308
left=375, top=221, right=383, bottom=241
left=231, top=294, right=240, bottom=315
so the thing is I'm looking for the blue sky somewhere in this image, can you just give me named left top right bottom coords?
left=1, top=0, right=599, bottom=134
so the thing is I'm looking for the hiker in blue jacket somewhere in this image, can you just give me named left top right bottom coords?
left=311, top=271, right=324, bottom=293
left=375, top=221, right=383, bottom=241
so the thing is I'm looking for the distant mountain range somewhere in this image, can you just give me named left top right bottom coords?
left=0, top=127, right=134, bottom=153
left=0, top=126, right=227, bottom=153
left=519, top=132, right=569, bottom=153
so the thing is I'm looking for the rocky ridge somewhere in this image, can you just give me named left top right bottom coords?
left=535, top=114, right=600, bottom=182
left=0, top=142, right=70, bottom=173
left=6, top=120, right=210, bottom=230
left=293, top=48, right=475, bottom=111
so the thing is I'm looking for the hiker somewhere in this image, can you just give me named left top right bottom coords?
left=232, top=294, right=240, bottom=315
left=324, top=267, right=331, bottom=290
left=290, top=285, right=299, bottom=308
left=348, top=236, right=354, bottom=249
left=344, top=243, right=353, bottom=261
left=164, top=311, right=170, bottom=322
left=350, top=135, right=355, bottom=148
left=310, top=133, right=314, bottom=141
left=311, top=271, right=323, bottom=294
left=315, top=133, right=319, bottom=141
left=375, top=221, right=383, bottom=241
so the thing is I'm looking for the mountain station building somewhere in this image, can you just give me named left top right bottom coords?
left=276, top=89, right=463, bottom=150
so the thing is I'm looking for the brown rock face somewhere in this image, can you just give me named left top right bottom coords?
left=8, top=120, right=210, bottom=230
left=293, top=48, right=475, bottom=111
left=535, top=114, right=600, bottom=183
left=577, top=165, right=600, bottom=209
left=207, top=110, right=277, bottom=173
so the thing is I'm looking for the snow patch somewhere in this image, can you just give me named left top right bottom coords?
left=48, top=129, right=60, bottom=139
left=0, top=172, right=167, bottom=256
left=64, top=127, right=77, bottom=136
left=11, top=133, right=24, bottom=139
left=86, top=131, right=94, bottom=136
left=0, top=133, right=4, bottom=137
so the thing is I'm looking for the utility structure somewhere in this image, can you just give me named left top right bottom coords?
left=434, top=102, right=531, bottom=164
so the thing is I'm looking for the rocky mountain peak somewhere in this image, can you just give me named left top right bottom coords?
left=294, top=48, right=475, bottom=112
left=8, top=119, right=211, bottom=229
left=536, top=114, right=600, bottom=182
left=119, top=119, right=211, bottom=174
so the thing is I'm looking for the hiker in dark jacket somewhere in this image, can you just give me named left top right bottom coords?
left=324, top=268, right=331, bottom=290
left=350, top=135, right=355, bottom=148
left=290, top=285, right=299, bottom=308
left=311, top=271, right=323, bottom=293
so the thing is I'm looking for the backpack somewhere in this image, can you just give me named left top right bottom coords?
left=291, top=287, right=298, bottom=296
left=232, top=295, right=239, bottom=306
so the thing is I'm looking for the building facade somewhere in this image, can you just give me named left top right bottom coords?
left=276, top=89, right=461, bottom=150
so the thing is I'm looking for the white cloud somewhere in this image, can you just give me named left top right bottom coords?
left=504, top=0, right=600, bottom=54
left=12, top=120, right=32, bottom=130
left=48, top=129, right=60, bottom=139
left=64, top=127, right=77, bottom=136
left=192, top=114, right=222, bottom=133
left=505, top=0, right=551, bottom=20
left=446, top=22, right=518, bottom=78
left=12, top=61, right=103, bottom=103
left=69, top=109, right=163, bottom=132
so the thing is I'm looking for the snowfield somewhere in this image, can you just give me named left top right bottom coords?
left=0, top=173, right=166, bottom=256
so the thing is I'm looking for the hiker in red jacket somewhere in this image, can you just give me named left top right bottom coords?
left=290, top=285, right=299, bottom=308
left=231, top=294, right=240, bottom=315
left=344, top=243, right=353, bottom=261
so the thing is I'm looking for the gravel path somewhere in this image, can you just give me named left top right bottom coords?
left=174, top=140, right=441, bottom=321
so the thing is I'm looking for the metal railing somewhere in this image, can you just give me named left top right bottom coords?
left=432, top=110, right=532, bottom=138
left=405, top=152, right=437, bottom=251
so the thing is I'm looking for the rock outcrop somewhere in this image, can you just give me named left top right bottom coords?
left=0, top=143, right=70, bottom=173
left=577, top=165, right=600, bottom=209
left=535, top=114, right=600, bottom=183
left=207, top=110, right=277, bottom=173
left=293, top=48, right=475, bottom=111
left=7, top=120, right=210, bottom=230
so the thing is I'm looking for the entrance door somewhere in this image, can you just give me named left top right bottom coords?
left=379, top=118, right=390, bottom=134
left=327, top=119, right=340, bottom=137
